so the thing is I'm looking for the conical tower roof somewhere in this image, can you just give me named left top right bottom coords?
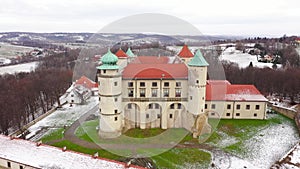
left=178, top=45, right=193, bottom=58
left=126, top=47, right=135, bottom=57
left=188, top=49, right=209, bottom=67
left=115, top=48, right=128, bottom=58
left=97, top=49, right=119, bottom=70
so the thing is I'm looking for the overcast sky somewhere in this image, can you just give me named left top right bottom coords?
left=1, top=0, right=299, bottom=37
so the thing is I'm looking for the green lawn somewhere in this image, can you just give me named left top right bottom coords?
left=41, top=128, right=65, bottom=143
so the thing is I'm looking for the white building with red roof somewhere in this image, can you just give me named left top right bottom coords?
left=96, top=46, right=268, bottom=138
left=0, top=135, right=143, bottom=169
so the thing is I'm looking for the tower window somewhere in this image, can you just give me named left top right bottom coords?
left=115, top=109, right=118, bottom=114
left=103, top=70, right=106, bottom=74
left=7, top=162, right=11, bottom=168
left=114, top=82, right=118, bottom=86
left=227, top=104, right=231, bottom=109
left=115, top=97, right=118, bottom=102
left=128, top=82, right=133, bottom=87
left=205, top=104, right=207, bottom=109
left=255, top=105, right=260, bottom=110
left=20, top=166, right=24, bottom=169
left=169, top=114, right=173, bottom=119
left=157, top=114, right=161, bottom=118
left=196, top=80, right=199, bottom=84
left=176, top=82, right=181, bottom=87
left=128, top=104, right=132, bottom=109
left=211, top=104, right=216, bottom=109
left=114, top=117, right=118, bottom=121
left=246, top=105, right=250, bottom=110
left=164, top=82, right=169, bottom=87
left=155, top=104, right=159, bottom=109
left=190, top=96, right=192, bottom=100
left=152, top=82, right=157, bottom=87
left=149, top=104, right=153, bottom=109
left=170, top=104, right=175, bottom=109
left=140, top=82, right=145, bottom=87
left=146, top=114, right=149, bottom=118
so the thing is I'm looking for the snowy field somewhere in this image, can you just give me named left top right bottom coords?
left=26, top=96, right=99, bottom=141
left=0, top=61, right=39, bottom=75
left=210, top=115, right=299, bottom=169
left=220, top=47, right=282, bottom=69
left=0, top=42, right=35, bottom=58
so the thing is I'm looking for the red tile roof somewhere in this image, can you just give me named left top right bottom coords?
left=130, top=56, right=170, bottom=64
left=178, top=45, right=194, bottom=58
left=206, top=80, right=267, bottom=101
left=115, top=49, right=128, bottom=58
left=122, top=63, right=188, bottom=79
left=75, top=76, right=98, bottom=89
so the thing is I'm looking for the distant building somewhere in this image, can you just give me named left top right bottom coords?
left=0, top=135, right=143, bottom=169
left=65, top=76, right=98, bottom=104
left=96, top=45, right=268, bottom=139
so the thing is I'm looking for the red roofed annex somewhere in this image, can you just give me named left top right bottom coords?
left=95, top=46, right=268, bottom=139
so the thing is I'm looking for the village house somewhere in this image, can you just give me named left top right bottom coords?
left=96, top=45, right=268, bottom=138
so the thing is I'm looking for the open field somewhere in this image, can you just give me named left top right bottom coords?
left=0, top=42, right=35, bottom=59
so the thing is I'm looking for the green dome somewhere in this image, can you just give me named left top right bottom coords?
left=97, top=49, right=119, bottom=70
left=126, top=47, right=135, bottom=57
left=101, top=49, right=118, bottom=64
left=188, top=49, right=209, bottom=67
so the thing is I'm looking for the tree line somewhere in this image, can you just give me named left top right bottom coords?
left=0, top=49, right=78, bottom=135
left=223, top=61, right=300, bottom=103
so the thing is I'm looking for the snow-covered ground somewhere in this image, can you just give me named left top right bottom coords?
left=210, top=115, right=299, bottom=169
left=220, top=47, right=282, bottom=69
left=0, top=42, right=35, bottom=58
left=26, top=96, right=99, bottom=141
left=0, top=61, right=39, bottom=75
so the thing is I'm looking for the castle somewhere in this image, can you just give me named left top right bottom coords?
left=96, top=45, right=268, bottom=138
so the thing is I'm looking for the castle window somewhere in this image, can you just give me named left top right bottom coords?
left=196, top=80, right=199, bottom=84
left=157, top=114, right=161, bottom=118
left=205, top=104, right=207, bottom=109
left=103, top=70, right=106, bottom=74
left=155, top=104, right=159, bottom=109
left=178, top=103, right=182, bottom=109
left=176, top=82, right=181, bottom=87
left=254, top=113, right=257, bottom=117
left=190, top=96, right=192, bottom=100
left=7, top=162, right=11, bottom=168
left=114, top=82, right=118, bottom=86
left=152, top=82, right=157, bottom=87
left=114, top=117, right=118, bottom=121
left=128, top=88, right=134, bottom=97
left=170, top=104, right=175, bottom=109
left=128, top=82, right=133, bottom=87
left=152, top=89, right=158, bottom=97
left=211, top=104, right=216, bottom=109
left=236, top=104, right=241, bottom=110
left=163, top=88, right=169, bottom=97
left=164, top=82, right=169, bottom=87
left=226, top=113, right=230, bottom=116
left=140, top=82, right=145, bottom=87
left=255, top=105, right=260, bottom=110
left=169, top=114, right=173, bottom=119
left=236, top=113, right=240, bottom=116
left=227, top=104, right=231, bottom=110
left=128, top=104, right=132, bottom=109
left=211, top=112, right=215, bottom=116
left=140, top=88, right=145, bottom=97
left=71, top=94, right=74, bottom=97
left=99, top=97, right=101, bottom=101
left=20, top=166, right=24, bottom=169
left=115, top=109, right=118, bottom=114
left=99, top=108, right=101, bottom=112
left=175, top=89, right=181, bottom=97
left=246, top=105, right=250, bottom=110
left=149, top=104, right=153, bottom=109
left=114, top=97, right=118, bottom=102
left=146, top=114, right=149, bottom=118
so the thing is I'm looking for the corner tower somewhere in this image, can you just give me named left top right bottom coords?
left=187, top=49, right=209, bottom=115
left=97, top=49, right=123, bottom=138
